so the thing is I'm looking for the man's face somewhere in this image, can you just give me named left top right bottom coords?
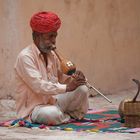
left=38, top=32, right=57, bottom=54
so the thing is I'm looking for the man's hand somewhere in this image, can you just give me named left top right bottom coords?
left=66, top=70, right=86, bottom=92
left=72, top=70, right=86, bottom=81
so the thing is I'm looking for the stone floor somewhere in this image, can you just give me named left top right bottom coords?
left=0, top=88, right=140, bottom=140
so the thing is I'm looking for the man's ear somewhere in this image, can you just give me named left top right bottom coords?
left=34, top=36, right=40, bottom=47
left=32, top=31, right=41, bottom=47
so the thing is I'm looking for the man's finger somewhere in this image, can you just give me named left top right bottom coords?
left=76, top=78, right=86, bottom=82
left=76, top=80, right=86, bottom=85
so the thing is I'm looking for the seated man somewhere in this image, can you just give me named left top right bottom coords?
left=14, top=11, right=89, bottom=125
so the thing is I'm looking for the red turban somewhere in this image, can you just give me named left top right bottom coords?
left=30, top=11, right=61, bottom=33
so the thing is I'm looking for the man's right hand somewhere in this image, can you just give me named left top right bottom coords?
left=66, top=77, right=86, bottom=92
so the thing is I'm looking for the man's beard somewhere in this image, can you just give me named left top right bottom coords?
left=38, top=42, right=54, bottom=54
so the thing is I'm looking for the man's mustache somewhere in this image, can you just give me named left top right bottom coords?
left=39, top=44, right=56, bottom=54
left=47, top=45, right=56, bottom=50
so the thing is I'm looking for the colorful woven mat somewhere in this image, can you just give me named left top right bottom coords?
left=52, top=109, right=127, bottom=132
left=0, top=109, right=140, bottom=133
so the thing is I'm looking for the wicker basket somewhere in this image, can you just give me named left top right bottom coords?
left=124, top=79, right=140, bottom=128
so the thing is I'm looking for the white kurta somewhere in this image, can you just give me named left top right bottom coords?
left=14, top=43, right=89, bottom=124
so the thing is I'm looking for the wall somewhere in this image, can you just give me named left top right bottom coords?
left=0, top=0, right=140, bottom=98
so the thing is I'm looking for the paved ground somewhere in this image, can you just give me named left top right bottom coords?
left=0, top=88, right=140, bottom=140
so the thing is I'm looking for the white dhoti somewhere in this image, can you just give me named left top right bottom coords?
left=31, top=85, right=89, bottom=125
